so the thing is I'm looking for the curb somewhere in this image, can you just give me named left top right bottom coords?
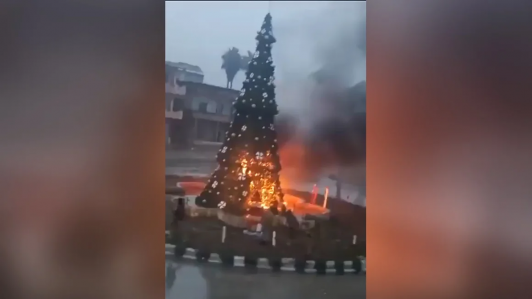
left=165, top=243, right=366, bottom=275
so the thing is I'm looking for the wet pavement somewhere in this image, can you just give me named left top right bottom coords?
left=166, top=258, right=366, bottom=299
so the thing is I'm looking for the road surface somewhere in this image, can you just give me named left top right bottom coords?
left=166, top=258, right=366, bottom=299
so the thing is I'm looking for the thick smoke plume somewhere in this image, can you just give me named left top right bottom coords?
left=273, top=2, right=366, bottom=183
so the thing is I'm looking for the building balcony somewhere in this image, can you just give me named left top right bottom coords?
left=165, top=82, right=187, bottom=95
left=165, top=110, right=183, bottom=120
left=192, top=112, right=231, bottom=123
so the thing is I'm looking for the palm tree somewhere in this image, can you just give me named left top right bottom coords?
left=240, top=50, right=254, bottom=72
left=221, top=47, right=242, bottom=89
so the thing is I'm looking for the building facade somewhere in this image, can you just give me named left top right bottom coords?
left=165, top=80, right=191, bottom=148
left=165, top=73, right=239, bottom=148
left=184, top=81, right=239, bottom=143
left=165, top=61, right=204, bottom=84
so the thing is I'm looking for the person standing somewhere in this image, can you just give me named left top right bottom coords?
left=284, top=208, right=299, bottom=245
left=260, top=201, right=280, bottom=245
left=173, top=197, right=186, bottom=227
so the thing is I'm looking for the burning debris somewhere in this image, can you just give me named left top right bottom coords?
left=275, top=81, right=366, bottom=184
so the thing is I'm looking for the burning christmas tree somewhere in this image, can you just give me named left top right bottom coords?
left=195, top=13, right=284, bottom=216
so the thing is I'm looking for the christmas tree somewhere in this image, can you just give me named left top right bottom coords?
left=195, top=13, right=284, bottom=216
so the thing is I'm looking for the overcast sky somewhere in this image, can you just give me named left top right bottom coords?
left=166, top=1, right=366, bottom=92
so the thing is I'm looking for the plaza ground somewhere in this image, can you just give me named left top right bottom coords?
left=166, top=258, right=366, bottom=299
left=166, top=175, right=366, bottom=260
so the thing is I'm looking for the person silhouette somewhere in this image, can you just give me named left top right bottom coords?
left=173, top=197, right=186, bottom=228
left=284, top=208, right=299, bottom=243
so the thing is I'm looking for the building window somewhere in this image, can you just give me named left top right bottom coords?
left=221, top=103, right=231, bottom=115
left=193, top=97, right=217, bottom=114
left=171, top=98, right=184, bottom=111
left=206, top=101, right=217, bottom=113
left=193, top=97, right=208, bottom=111
left=198, top=102, right=208, bottom=113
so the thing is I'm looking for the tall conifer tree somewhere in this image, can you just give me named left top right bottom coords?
left=196, top=13, right=284, bottom=215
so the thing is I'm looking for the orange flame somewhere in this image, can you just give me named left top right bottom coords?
left=237, top=151, right=281, bottom=209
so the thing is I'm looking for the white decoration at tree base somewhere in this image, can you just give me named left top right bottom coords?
left=222, top=226, right=227, bottom=243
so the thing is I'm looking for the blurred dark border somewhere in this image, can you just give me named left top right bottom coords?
left=369, top=0, right=532, bottom=298
left=0, top=2, right=165, bottom=298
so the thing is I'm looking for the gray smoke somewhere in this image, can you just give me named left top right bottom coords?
left=274, top=1, right=366, bottom=112
left=272, top=2, right=366, bottom=179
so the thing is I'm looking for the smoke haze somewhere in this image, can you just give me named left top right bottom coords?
left=273, top=2, right=366, bottom=183
left=274, top=1, right=366, bottom=113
